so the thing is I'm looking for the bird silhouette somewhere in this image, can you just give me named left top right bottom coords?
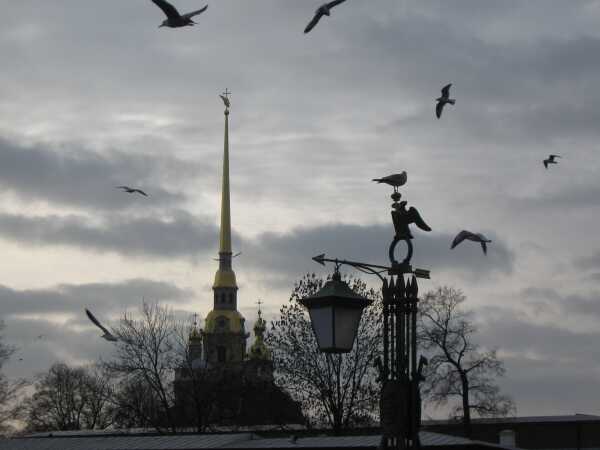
left=304, top=0, right=347, bottom=34
left=543, top=154, right=560, bottom=169
left=116, top=186, right=148, bottom=197
left=436, top=83, right=455, bottom=119
left=151, top=0, right=208, bottom=28
left=85, top=309, right=118, bottom=342
left=372, top=172, right=407, bottom=189
left=451, top=230, right=491, bottom=254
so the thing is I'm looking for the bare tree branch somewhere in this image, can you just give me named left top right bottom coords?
left=266, top=273, right=381, bottom=433
left=418, top=286, right=516, bottom=438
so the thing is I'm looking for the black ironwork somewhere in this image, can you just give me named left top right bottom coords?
left=311, top=182, right=431, bottom=450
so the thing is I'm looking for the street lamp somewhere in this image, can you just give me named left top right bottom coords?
left=300, top=174, right=431, bottom=450
left=299, top=267, right=372, bottom=353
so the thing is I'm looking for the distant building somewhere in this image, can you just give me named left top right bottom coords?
left=424, top=414, right=600, bottom=450
left=173, top=96, right=304, bottom=429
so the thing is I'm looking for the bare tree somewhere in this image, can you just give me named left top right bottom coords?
left=0, top=321, right=27, bottom=434
left=109, top=375, right=167, bottom=430
left=105, top=301, right=178, bottom=433
left=418, top=286, right=515, bottom=437
left=266, top=273, right=381, bottom=434
left=23, top=363, right=113, bottom=432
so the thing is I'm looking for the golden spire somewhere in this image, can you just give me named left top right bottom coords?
left=219, top=88, right=232, bottom=254
left=214, top=89, right=237, bottom=289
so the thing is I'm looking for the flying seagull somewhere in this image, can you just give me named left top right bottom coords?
left=151, top=0, right=208, bottom=28
left=436, top=83, right=456, bottom=119
left=116, top=186, right=148, bottom=197
left=85, top=309, right=118, bottom=342
left=304, top=0, right=347, bottom=34
left=451, top=230, right=491, bottom=255
left=543, top=154, right=560, bottom=169
left=372, top=172, right=407, bottom=189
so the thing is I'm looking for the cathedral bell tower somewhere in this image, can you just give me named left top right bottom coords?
left=203, top=91, right=248, bottom=366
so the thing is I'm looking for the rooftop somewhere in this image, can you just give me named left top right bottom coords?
left=1, top=431, right=517, bottom=450
left=424, top=414, right=600, bottom=426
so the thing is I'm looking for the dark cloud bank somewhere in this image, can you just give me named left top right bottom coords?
left=0, top=137, right=191, bottom=212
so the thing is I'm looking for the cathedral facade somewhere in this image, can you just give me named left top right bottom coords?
left=174, top=95, right=304, bottom=429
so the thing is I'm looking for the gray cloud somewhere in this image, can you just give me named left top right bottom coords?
left=243, top=223, right=514, bottom=286
left=478, top=306, right=600, bottom=362
left=474, top=305, right=600, bottom=414
left=0, top=278, right=196, bottom=378
left=575, top=251, right=600, bottom=271
left=518, top=286, right=600, bottom=320
left=0, top=210, right=222, bottom=260
left=0, top=137, right=194, bottom=212
left=0, top=278, right=193, bottom=318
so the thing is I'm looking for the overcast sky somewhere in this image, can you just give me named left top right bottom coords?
left=1, top=0, right=600, bottom=419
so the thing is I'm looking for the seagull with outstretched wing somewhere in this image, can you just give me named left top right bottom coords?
left=85, top=309, right=118, bottom=342
left=151, top=0, right=208, bottom=28
left=451, top=230, right=491, bottom=254
left=436, top=83, right=456, bottom=119
left=543, top=154, right=560, bottom=169
left=116, top=186, right=148, bottom=197
left=304, top=0, right=347, bottom=34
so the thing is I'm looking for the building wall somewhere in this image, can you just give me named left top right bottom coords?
left=203, top=332, right=247, bottom=365
left=424, top=420, right=600, bottom=449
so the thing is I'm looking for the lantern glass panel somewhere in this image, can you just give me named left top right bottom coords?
left=333, top=306, right=363, bottom=352
left=307, top=306, right=333, bottom=350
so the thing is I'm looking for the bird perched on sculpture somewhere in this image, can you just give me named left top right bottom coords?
left=451, top=230, right=491, bottom=254
left=372, top=172, right=407, bottom=190
left=543, top=154, right=560, bottom=169
left=116, top=186, right=148, bottom=197
left=304, top=0, right=347, bottom=34
left=436, top=83, right=455, bottom=119
left=85, top=309, right=118, bottom=342
left=151, top=0, right=208, bottom=28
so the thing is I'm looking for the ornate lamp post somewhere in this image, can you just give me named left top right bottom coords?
left=300, top=267, right=373, bottom=353
left=300, top=174, right=431, bottom=450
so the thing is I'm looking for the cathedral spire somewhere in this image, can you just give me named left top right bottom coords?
left=218, top=88, right=232, bottom=255
left=213, top=90, right=238, bottom=293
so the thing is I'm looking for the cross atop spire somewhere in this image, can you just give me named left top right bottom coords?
left=256, top=299, right=263, bottom=318
left=219, top=88, right=231, bottom=111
